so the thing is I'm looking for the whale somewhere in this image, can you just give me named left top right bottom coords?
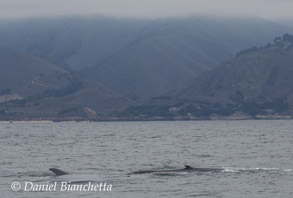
left=129, top=165, right=224, bottom=175
left=49, top=168, right=68, bottom=176
left=49, top=165, right=224, bottom=176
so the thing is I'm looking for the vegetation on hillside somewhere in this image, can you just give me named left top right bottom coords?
left=122, top=34, right=293, bottom=119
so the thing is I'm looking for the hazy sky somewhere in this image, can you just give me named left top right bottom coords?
left=0, top=0, right=293, bottom=19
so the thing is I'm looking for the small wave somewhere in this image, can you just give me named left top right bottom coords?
left=197, top=154, right=212, bottom=158
left=21, top=171, right=54, bottom=177
left=70, top=180, right=95, bottom=184
left=256, top=167, right=278, bottom=171
left=222, top=167, right=238, bottom=172
left=151, top=135, right=163, bottom=139
left=0, top=161, right=13, bottom=165
left=222, top=167, right=291, bottom=173
left=2, top=171, right=52, bottom=178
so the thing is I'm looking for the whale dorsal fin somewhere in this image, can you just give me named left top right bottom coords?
left=185, top=165, right=193, bottom=169
left=49, top=168, right=68, bottom=176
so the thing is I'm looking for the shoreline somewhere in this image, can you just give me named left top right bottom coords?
left=0, top=120, right=53, bottom=124
left=0, top=115, right=292, bottom=123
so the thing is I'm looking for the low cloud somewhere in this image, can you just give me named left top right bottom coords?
left=0, top=0, right=293, bottom=19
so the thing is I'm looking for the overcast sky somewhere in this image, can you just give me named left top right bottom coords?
left=0, top=0, right=293, bottom=20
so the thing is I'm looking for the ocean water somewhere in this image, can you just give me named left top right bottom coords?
left=0, top=120, right=292, bottom=198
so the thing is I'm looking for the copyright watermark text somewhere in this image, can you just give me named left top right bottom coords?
left=11, top=181, right=112, bottom=192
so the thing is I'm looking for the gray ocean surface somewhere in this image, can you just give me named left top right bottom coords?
left=1, top=120, right=292, bottom=198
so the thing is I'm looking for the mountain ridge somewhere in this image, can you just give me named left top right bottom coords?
left=122, top=34, right=293, bottom=120
left=1, top=16, right=292, bottom=101
left=1, top=17, right=293, bottom=120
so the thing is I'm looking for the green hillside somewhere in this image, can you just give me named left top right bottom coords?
left=123, top=34, right=293, bottom=119
left=0, top=48, right=133, bottom=120
left=0, top=47, right=73, bottom=102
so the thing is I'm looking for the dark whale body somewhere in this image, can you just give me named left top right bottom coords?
left=130, top=165, right=224, bottom=175
left=49, top=168, right=68, bottom=176
left=49, top=165, right=223, bottom=176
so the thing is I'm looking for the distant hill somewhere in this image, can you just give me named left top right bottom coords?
left=0, top=16, right=152, bottom=71
left=0, top=47, right=73, bottom=102
left=0, top=48, right=134, bottom=120
left=0, top=47, right=134, bottom=119
left=123, top=34, right=293, bottom=119
left=0, top=81, right=133, bottom=120
left=89, top=16, right=293, bottom=100
left=1, top=16, right=293, bottom=120
left=0, top=16, right=292, bottom=101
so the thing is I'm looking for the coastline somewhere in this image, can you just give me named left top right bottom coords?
left=0, top=120, right=53, bottom=124
left=0, top=114, right=292, bottom=123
